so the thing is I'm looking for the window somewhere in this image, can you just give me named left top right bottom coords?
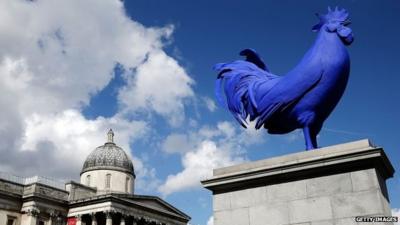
left=106, top=174, right=111, bottom=188
left=7, top=216, right=16, bottom=225
left=86, top=175, right=91, bottom=186
left=125, top=177, right=130, bottom=192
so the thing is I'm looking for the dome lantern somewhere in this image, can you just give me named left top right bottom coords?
left=107, top=128, right=114, bottom=143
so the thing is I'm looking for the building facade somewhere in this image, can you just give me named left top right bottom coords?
left=0, top=130, right=190, bottom=225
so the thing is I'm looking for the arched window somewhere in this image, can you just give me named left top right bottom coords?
left=106, top=174, right=111, bottom=189
left=125, top=177, right=130, bottom=192
left=86, top=175, right=91, bottom=186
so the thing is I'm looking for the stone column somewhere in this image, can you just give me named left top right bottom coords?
left=76, top=215, right=82, bottom=225
left=144, top=218, right=152, bottom=225
left=120, top=216, right=126, bottom=225
left=48, top=211, right=58, bottom=225
left=132, top=216, right=139, bottom=225
left=48, top=216, right=54, bottom=225
left=91, top=213, right=97, bottom=225
left=56, top=216, right=65, bottom=225
left=21, top=208, right=39, bottom=225
left=105, top=211, right=113, bottom=225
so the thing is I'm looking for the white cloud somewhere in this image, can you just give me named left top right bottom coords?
left=207, top=216, right=213, bottom=225
left=161, top=133, right=193, bottom=154
left=158, top=121, right=265, bottom=196
left=161, top=120, right=260, bottom=155
left=217, top=121, right=235, bottom=138
left=132, top=156, right=161, bottom=193
left=10, top=110, right=147, bottom=179
left=202, top=97, right=217, bottom=112
left=159, top=140, right=245, bottom=196
left=0, top=0, right=194, bottom=187
left=392, top=208, right=400, bottom=225
left=0, top=0, right=193, bottom=120
left=285, top=129, right=303, bottom=142
left=118, top=50, right=194, bottom=126
left=0, top=0, right=175, bottom=114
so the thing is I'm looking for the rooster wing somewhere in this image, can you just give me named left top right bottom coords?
left=255, top=57, right=324, bottom=130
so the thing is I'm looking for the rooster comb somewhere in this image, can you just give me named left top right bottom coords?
left=312, top=6, right=350, bottom=31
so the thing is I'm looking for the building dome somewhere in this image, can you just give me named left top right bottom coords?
left=81, top=129, right=134, bottom=176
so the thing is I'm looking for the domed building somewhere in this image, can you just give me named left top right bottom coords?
left=0, top=130, right=190, bottom=225
left=80, top=129, right=135, bottom=194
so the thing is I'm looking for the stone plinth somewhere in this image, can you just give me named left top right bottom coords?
left=202, top=140, right=395, bottom=225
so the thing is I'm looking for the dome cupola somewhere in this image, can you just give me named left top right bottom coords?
left=81, top=129, right=134, bottom=176
left=80, top=129, right=135, bottom=194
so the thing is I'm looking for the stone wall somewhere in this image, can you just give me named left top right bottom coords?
left=65, top=181, right=97, bottom=201
left=0, top=176, right=69, bottom=225
left=0, top=179, right=24, bottom=196
left=213, top=168, right=391, bottom=225
left=0, top=209, right=21, bottom=225
left=23, top=183, right=69, bottom=201
left=80, top=169, right=134, bottom=194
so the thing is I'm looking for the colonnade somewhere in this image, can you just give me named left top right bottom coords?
left=74, top=210, right=167, bottom=225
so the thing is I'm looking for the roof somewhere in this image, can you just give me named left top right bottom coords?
left=69, top=193, right=191, bottom=223
left=81, top=129, right=134, bottom=175
left=0, top=172, right=65, bottom=190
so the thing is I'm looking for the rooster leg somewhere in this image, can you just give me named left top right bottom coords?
left=310, top=124, right=322, bottom=149
left=310, top=134, right=318, bottom=149
left=303, top=127, right=315, bottom=150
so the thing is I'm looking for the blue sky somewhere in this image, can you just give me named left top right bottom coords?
left=121, top=1, right=400, bottom=223
left=0, top=1, right=399, bottom=225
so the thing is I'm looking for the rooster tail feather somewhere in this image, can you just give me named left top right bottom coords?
left=240, top=48, right=269, bottom=71
left=234, top=113, right=248, bottom=128
left=255, top=102, right=282, bottom=129
left=248, top=81, right=258, bottom=108
left=214, top=60, right=280, bottom=128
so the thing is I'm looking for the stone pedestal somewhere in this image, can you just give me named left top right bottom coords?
left=202, top=140, right=395, bottom=225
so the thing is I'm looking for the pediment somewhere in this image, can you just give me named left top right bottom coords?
left=119, top=194, right=190, bottom=220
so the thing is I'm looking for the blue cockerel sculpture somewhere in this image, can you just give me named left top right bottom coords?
left=214, top=7, right=353, bottom=150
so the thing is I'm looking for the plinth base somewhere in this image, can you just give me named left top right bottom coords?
left=202, top=140, right=395, bottom=225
